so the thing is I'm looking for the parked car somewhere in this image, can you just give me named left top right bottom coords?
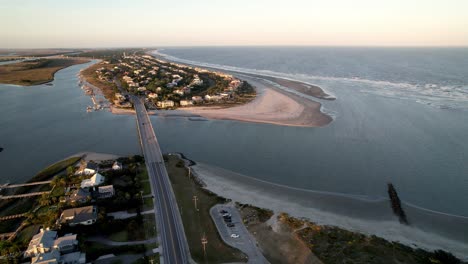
left=227, top=223, right=235, bottom=227
left=230, top=234, right=239, bottom=238
left=224, top=218, right=232, bottom=223
left=222, top=213, right=231, bottom=217
left=220, top=210, right=228, bottom=214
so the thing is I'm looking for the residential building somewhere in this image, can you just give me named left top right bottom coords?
left=173, top=89, right=184, bottom=95
left=25, top=228, right=57, bottom=257
left=180, top=100, right=194, bottom=106
left=148, top=93, right=158, bottom=99
left=83, top=162, right=98, bottom=175
left=112, top=161, right=123, bottom=170
left=80, top=173, right=105, bottom=188
left=192, top=96, right=203, bottom=103
left=157, top=100, right=175, bottom=108
left=59, top=206, right=97, bottom=226
left=69, top=188, right=91, bottom=204
left=97, top=185, right=115, bottom=199
left=52, top=234, right=78, bottom=254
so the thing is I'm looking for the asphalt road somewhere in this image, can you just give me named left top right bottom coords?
left=211, top=204, right=269, bottom=263
left=132, top=96, right=190, bottom=264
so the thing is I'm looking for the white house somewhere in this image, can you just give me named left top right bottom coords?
left=112, top=161, right=123, bottom=170
left=83, top=162, right=98, bottom=175
left=157, top=100, right=175, bottom=108
left=148, top=93, right=158, bottom=99
left=192, top=96, right=203, bottom=103
left=80, top=173, right=105, bottom=188
left=173, top=89, right=184, bottom=95
left=180, top=100, right=194, bottom=106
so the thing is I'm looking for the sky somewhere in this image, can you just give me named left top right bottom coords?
left=1, top=0, right=468, bottom=48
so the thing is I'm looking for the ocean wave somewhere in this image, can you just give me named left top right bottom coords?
left=153, top=50, right=468, bottom=110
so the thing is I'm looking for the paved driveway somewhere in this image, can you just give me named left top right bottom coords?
left=210, top=204, right=269, bottom=263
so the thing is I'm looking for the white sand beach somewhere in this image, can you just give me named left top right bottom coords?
left=178, top=77, right=332, bottom=127
left=190, top=162, right=468, bottom=260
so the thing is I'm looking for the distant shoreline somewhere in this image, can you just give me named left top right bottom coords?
left=0, top=57, right=90, bottom=86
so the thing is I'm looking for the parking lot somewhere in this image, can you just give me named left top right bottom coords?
left=210, top=204, right=269, bottom=263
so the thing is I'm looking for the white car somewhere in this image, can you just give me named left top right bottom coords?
left=230, top=234, right=239, bottom=238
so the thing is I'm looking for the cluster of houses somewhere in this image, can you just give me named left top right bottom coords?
left=101, top=54, right=244, bottom=109
left=23, top=161, right=123, bottom=263
left=25, top=228, right=85, bottom=264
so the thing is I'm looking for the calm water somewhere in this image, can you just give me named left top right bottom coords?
left=0, top=48, right=467, bottom=254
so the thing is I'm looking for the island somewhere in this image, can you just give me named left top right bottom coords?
left=75, top=48, right=334, bottom=127
left=0, top=58, right=89, bottom=86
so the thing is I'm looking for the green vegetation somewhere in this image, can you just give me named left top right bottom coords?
left=0, top=59, right=88, bottom=86
left=31, top=156, right=82, bottom=183
left=0, top=156, right=82, bottom=234
left=80, top=62, right=119, bottom=101
left=276, top=213, right=467, bottom=264
left=82, top=242, right=147, bottom=261
left=71, top=48, right=144, bottom=63
left=165, top=154, right=247, bottom=263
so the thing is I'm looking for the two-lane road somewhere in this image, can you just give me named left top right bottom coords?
left=132, top=96, right=189, bottom=264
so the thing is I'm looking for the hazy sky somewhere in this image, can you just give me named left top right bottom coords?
left=1, top=0, right=468, bottom=48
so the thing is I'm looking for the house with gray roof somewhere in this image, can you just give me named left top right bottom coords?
left=59, top=205, right=97, bottom=226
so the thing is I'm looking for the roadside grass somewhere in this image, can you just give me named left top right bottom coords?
left=136, top=165, right=149, bottom=182
left=109, top=230, right=128, bottom=242
left=81, top=62, right=118, bottom=101
left=142, top=197, right=153, bottom=211
left=0, top=59, right=88, bottom=86
left=107, top=214, right=156, bottom=242
left=141, top=181, right=152, bottom=196
left=165, top=154, right=247, bottom=263
left=142, top=214, right=157, bottom=240
left=83, top=242, right=147, bottom=261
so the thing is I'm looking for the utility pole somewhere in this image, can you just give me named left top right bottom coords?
left=192, top=195, right=199, bottom=211
left=201, top=233, right=208, bottom=256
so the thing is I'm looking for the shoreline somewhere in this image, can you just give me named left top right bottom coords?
left=177, top=75, right=333, bottom=127
left=0, top=58, right=90, bottom=86
left=182, top=159, right=468, bottom=260
left=106, top=74, right=333, bottom=127
left=79, top=53, right=334, bottom=127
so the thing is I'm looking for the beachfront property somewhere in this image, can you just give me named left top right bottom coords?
left=94, top=54, right=252, bottom=110
left=192, top=96, right=204, bottom=103
left=59, top=205, right=98, bottom=226
left=180, top=100, right=194, bottom=106
left=157, top=100, right=175, bottom=108
left=80, top=172, right=105, bottom=188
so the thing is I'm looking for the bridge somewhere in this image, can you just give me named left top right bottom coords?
left=132, top=96, right=190, bottom=264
